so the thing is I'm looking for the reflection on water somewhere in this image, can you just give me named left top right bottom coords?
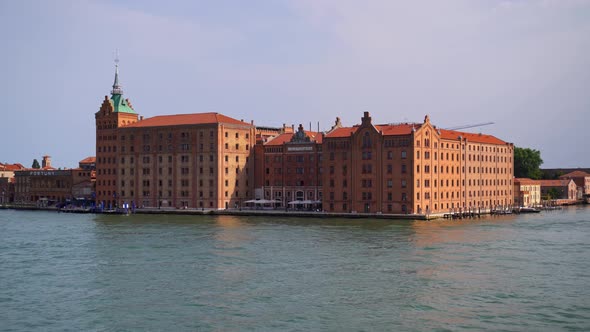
left=1, top=207, right=589, bottom=331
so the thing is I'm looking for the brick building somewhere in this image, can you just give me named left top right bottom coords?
left=94, top=64, right=515, bottom=215
left=13, top=156, right=95, bottom=206
left=559, top=170, right=590, bottom=198
left=254, top=124, right=323, bottom=209
left=1, top=162, right=25, bottom=204
left=539, top=179, right=577, bottom=201
left=95, top=63, right=139, bottom=207
left=322, top=112, right=514, bottom=215
left=95, top=64, right=255, bottom=210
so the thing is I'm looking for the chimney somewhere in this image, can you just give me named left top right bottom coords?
left=42, top=155, right=51, bottom=169
left=361, top=111, right=372, bottom=125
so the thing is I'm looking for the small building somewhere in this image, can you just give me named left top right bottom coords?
left=539, top=179, right=577, bottom=202
left=513, top=178, right=541, bottom=207
left=559, top=170, right=590, bottom=199
left=0, top=162, right=25, bottom=204
left=13, top=157, right=95, bottom=207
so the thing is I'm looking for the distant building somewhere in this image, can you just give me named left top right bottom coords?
left=0, top=162, right=25, bottom=203
left=539, top=179, right=577, bottom=201
left=322, top=112, right=514, bottom=215
left=559, top=170, right=590, bottom=199
left=514, top=178, right=541, bottom=207
left=13, top=157, right=95, bottom=206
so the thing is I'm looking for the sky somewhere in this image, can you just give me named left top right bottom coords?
left=0, top=0, right=589, bottom=168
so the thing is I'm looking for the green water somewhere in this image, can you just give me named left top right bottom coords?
left=1, top=207, right=589, bottom=331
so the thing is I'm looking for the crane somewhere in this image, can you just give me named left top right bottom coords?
left=444, top=122, right=494, bottom=131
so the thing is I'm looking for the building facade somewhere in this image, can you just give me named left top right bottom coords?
left=13, top=156, right=95, bottom=206
left=93, top=65, right=516, bottom=215
left=322, top=112, right=514, bottom=215
left=254, top=124, right=323, bottom=209
left=559, top=170, right=590, bottom=198
left=539, top=179, right=577, bottom=201
left=0, top=162, right=25, bottom=204
left=514, top=178, right=541, bottom=207
left=113, top=114, right=256, bottom=209
left=94, top=62, right=256, bottom=210
left=95, top=63, right=140, bottom=207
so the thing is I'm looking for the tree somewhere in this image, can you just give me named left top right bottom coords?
left=31, top=159, right=40, bottom=169
left=547, top=188, right=560, bottom=200
left=514, top=147, right=543, bottom=179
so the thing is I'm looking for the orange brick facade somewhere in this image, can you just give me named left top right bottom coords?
left=95, top=96, right=139, bottom=207
left=254, top=124, right=323, bottom=208
left=94, top=67, right=515, bottom=215
left=114, top=120, right=255, bottom=209
left=322, top=112, right=514, bottom=215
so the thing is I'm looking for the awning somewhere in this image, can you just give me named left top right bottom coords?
left=288, top=200, right=320, bottom=205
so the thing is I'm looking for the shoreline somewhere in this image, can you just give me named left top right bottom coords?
left=1, top=205, right=435, bottom=220
left=2, top=203, right=584, bottom=220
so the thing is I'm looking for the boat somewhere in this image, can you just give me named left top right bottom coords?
left=514, top=207, right=541, bottom=213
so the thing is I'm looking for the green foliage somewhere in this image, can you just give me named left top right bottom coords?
left=547, top=188, right=561, bottom=200
left=31, top=159, right=40, bottom=169
left=514, top=147, right=543, bottom=179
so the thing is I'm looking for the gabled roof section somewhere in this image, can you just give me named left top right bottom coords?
left=0, top=163, right=26, bottom=171
left=124, top=112, right=251, bottom=128
left=514, top=178, right=540, bottom=185
left=440, top=129, right=506, bottom=145
left=559, top=170, right=590, bottom=178
left=265, top=131, right=323, bottom=146
left=539, top=179, right=574, bottom=187
left=325, top=123, right=422, bottom=138
left=324, top=126, right=358, bottom=138
left=79, top=157, right=96, bottom=164
left=376, top=123, right=422, bottom=136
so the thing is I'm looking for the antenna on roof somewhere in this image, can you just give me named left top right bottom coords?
left=114, top=48, right=120, bottom=65
left=445, top=122, right=494, bottom=131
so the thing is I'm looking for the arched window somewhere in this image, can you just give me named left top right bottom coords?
left=362, top=132, right=371, bottom=148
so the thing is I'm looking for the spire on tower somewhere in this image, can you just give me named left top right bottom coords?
left=111, top=49, right=123, bottom=95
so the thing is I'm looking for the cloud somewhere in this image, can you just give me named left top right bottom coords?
left=1, top=0, right=588, bottom=167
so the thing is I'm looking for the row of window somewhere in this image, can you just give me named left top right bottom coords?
left=416, top=189, right=512, bottom=201
left=327, top=191, right=408, bottom=202
left=264, top=180, right=320, bottom=186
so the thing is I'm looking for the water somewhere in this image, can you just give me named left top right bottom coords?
left=1, top=208, right=589, bottom=331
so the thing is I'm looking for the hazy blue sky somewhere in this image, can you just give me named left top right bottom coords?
left=1, top=0, right=589, bottom=168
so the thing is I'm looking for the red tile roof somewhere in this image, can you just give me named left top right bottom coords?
left=123, top=112, right=250, bottom=128
left=0, top=163, right=26, bottom=171
left=265, top=131, right=323, bottom=146
left=559, top=170, right=590, bottom=179
left=79, top=157, right=96, bottom=164
left=539, top=179, right=573, bottom=187
left=325, top=127, right=358, bottom=138
left=376, top=123, right=422, bottom=136
left=514, top=178, right=540, bottom=185
left=439, top=129, right=506, bottom=145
